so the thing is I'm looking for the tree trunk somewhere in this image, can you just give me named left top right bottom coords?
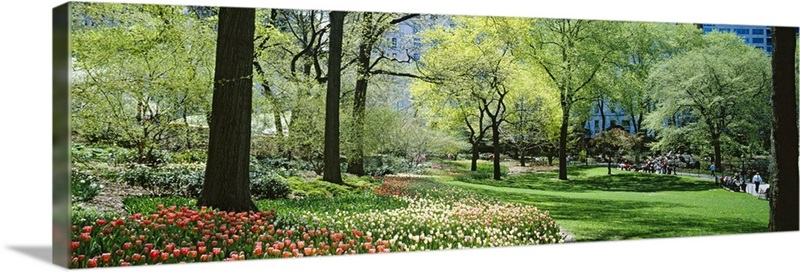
left=607, top=155, right=612, bottom=175
left=346, top=33, right=371, bottom=176
left=520, top=153, right=526, bottom=167
left=471, top=142, right=479, bottom=172
left=322, top=10, right=346, bottom=184
left=492, top=124, right=501, bottom=180
left=768, top=27, right=799, bottom=232
left=558, top=107, right=570, bottom=180
left=712, top=136, right=723, bottom=173
left=198, top=7, right=258, bottom=212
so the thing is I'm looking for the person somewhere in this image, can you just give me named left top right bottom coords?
left=710, top=163, right=716, bottom=177
left=752, top=172, right=763, bottom=195
left=566, top=155, right=571, bottom=165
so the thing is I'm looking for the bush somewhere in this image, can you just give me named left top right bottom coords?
left=250, top=170, right=291, bottom=200
left=71, top=143, right=137, bottom=164
left=118, top=163, right=205, bottom=197
left=363, top=155, right=416, bottom=176
left=286, top=176, right=353, bottom=198
left=170, top=149, right=207, bottom=164
left=70, top=205, right=119, bottom=226
left=71, top=167, right=102, bottom=202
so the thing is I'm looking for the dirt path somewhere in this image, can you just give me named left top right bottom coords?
left=80, top=179, right=151, bottom=215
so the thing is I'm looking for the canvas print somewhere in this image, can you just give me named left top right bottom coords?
left=54, top=0, right=799, bottom=269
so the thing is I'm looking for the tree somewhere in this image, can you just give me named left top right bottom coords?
left=322, top=10, right=346, bottom=184
left=768, top=27, right=798, bottom=232
left=198, top=7, right=258, bottom=212
left=644, top=32, right=771, bottom=173
left=346, top=12, right=419, bottom=176
left=70, top=3, right=216, bottom=163
left=413, top=16, right=517, bottom=180
left=591, top=128, right=636, bottom=175
left=513, top=19, right=625, bottom=180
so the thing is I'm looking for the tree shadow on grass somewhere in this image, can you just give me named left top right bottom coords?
left=458, top=170, right=716, bottom=193
left=463, top=187, right=767, bottom=241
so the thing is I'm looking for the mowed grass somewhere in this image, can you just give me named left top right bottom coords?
left=435, top=161, right=769, bottom=241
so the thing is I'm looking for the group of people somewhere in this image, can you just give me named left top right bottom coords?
left=618, top=153, right=682, bottom=175
left=712, top=163, right=767, bottom=196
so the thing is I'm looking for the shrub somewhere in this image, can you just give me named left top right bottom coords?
left=286, top=176, right=353, bottom=198
left=118, top=164, right=205, bottom=197
left=170, top=149, right=207, bottom=164
left=71, top=167, right=102, bottom=202
left=363, top=155, right=416, bottom=176
left=250, top=170, right=291, bottom=200
left=70, top=205, right=118, bottom=225
left=122, top=196, right=197, bottom=215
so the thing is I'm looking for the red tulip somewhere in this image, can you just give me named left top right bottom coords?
left=101, top=253, right=111, bottom=262
left=212, top=247, right=222, bottom=256
left=200, top=254, right=208, bottom=262
left=87, top=258, right=98, bottom=268
left=131, top=254, right=141, bottom=262
left=165, top=243, right=175, bottom=252
left=187, top=250, right=197, bottom=259
left=116, top=249, right=124, bottom=256
left=198, top=246, right=207, bottom=254
left=96, top=219, right=107, bottom=226
left=123, top=242, right=132, bottom=250
left=82, top=226, right=93, bottom=233
left=172, top=249, right=181, bottom=258
left=79, top=233, right=91, bottom=243
left=71, top=241, right=80, bottom=250
left=180, top=247, right=190, bottom=256
left=161, top=252, right=170, bottom=261
left=149, top=249, right=160, bottom=260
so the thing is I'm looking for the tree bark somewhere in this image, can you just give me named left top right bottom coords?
left=712, top=136, right=723, bottom=173
left=492, top=124, right=501, bottom=180
left=558, top=106, right=570, bottom=180
left=346, top=27, right=371, bottom=176
left=768, top=27, right=799, bottom=232
left=520, top=153, right=526, bottom=167
left=322, top=10, right=346, bottom=184
left=471, top=143, right=479, bottom=171
left=198, top=7, right=258, bottom=212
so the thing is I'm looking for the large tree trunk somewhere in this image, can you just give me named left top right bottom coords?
left=520, top=153, right=526, bottom=167
left=492, top=124, right=501, bottom=180
left=322, top=10, right=346, bottom=184
left=558, top=106, right=570, bottom=180
left=471, top=142, right=479, bottom=172
left=199, top=7, right=258, bottom=212
left=768, top=27, right=799, bottom=232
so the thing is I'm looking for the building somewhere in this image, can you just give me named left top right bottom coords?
left=699, top=24, right=773, bottom=54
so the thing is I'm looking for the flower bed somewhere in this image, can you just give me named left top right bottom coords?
left=69, top=177, right=564, bottom=268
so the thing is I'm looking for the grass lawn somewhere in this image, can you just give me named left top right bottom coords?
left=434, top=161, right=769, bottom=241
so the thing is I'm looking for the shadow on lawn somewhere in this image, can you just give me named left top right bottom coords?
left=457, top=169, right=716, bottom=193
left=463, top=187, right=767, bottom=241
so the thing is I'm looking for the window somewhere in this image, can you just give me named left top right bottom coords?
left=412, top=25, right=419, bottom=33
left=413, top=37, right=421, bottom=47
left=391, top=38, right=397, bottom=48
left=610, top=120, right=617, bottom=127
left=766, top=46, right=773, bottom=53
left=735, top=28, right=750, bottom=35
left=752, top=37, right=764, bottom=44
left=718, top=28, right=730, bottom=33
left=767, top=29, right=772, bottom=36
left=594, top=120, right=600, bottom=130
left=752, top=29, right=764, bottom=35
left=622, top=120, right=631, bottom=127
left=756, top=46, right=764, bottom=50
left=767, top=38, right=772, bottom=45
left=742, top=38, right=749, bottom=43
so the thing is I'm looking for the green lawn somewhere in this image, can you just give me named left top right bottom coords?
left=435, top=162, right=769, bottom=241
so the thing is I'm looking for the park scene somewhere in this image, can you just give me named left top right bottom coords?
left=65, top=2, right=798, bottom=269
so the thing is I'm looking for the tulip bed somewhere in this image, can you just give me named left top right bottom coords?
left=69, top=176, right=565, bottom=268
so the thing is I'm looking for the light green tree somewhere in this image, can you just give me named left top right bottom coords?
left=644, top=32, right=772, bottom=172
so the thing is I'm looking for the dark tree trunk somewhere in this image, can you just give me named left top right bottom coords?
left=322, top=10, right=346, bottom=184
left=492, top=124, right=501, bottom=180
left=198, top=7, right=258, bottom=212
left=471, top=142, right=479, bottom=172
left=558, top=107, right=570, bottom=180
left=520, top=153, right=526, bottom=167
left=607, top=155, right=612, bottom=175
left=768, top=27, right=799, bottom=232
left=712, top=136, right=723, bottom=173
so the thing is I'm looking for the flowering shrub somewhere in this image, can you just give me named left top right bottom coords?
left=71, top=167, right=102, bottom=202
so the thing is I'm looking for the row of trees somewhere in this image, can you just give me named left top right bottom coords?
left=409, top=17, right=776, bottom=181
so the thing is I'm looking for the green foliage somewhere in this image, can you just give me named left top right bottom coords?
left=644, top=31, right=772, bottom=158
left=70, top=205, right=120, bottom=226
left=118, top=163, right=205, bottom=197
left=169, top=149, right=207, bottom=164
left=250, top=171, right=291, bottom=200
left=70, top=143, right=137, bottom=164
left=71, top=167, right=102, bottom=202
left=122, top=196, right=197, bottom=215
left=286, top=176, right=354, bottom=198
